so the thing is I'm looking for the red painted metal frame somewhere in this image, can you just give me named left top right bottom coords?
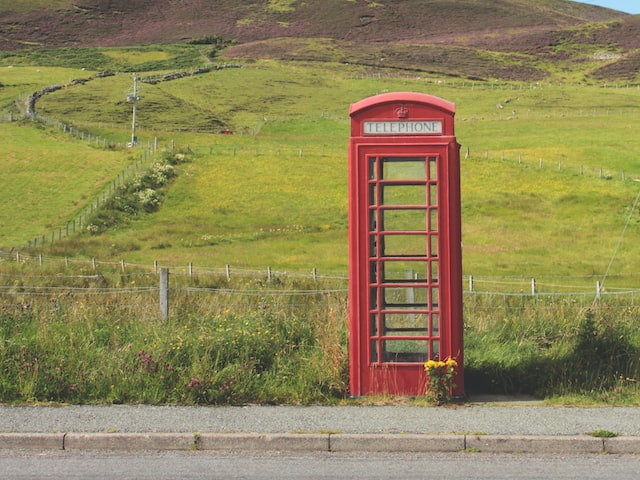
left=348, top=92, right=463, bottom=397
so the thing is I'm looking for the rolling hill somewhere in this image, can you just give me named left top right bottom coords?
left=1, top=0, right=639, bottom=81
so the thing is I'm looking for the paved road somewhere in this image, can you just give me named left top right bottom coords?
left=1, top=451, right=640, bottom=480
left=2, top=402, right=640, bottom=436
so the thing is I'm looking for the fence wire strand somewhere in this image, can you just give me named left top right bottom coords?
left=592, top=187, right=640, bottom=309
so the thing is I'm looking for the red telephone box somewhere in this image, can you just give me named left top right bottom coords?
left=348, top=92, right=463, bottom=397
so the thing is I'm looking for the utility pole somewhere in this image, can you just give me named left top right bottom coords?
left=127, top=73, right=140, bottom=146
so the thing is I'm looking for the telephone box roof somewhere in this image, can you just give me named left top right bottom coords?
left=349, top=92, right=455, bottom=117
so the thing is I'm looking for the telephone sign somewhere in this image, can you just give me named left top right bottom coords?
left=363, top=120, right=443, bottom=135
left=348, top=92, right=464, bottom=397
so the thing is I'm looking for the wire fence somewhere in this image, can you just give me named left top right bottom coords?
left=0, top=281, right=637, bottom=325
left=196, top=141, right=640, bottom=187
left=345, top=73, right=640, bottom=90
left=2, top=250, right=640, bottom=320
left=463, top=148, right=640, bottom=185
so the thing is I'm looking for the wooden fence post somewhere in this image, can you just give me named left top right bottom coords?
left=160, top=268, right=169, bottom=320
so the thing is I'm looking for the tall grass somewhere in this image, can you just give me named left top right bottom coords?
left=464, top=294, right=640, bottom=402
left=1, top=261, right=638, bottom=404
left=0, top=266, right=349, bottom=404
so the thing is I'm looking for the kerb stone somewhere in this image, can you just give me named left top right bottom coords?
left=197, top=433, right=330, bottom=451
left=330, top=434, right=465, bottom=452
left=466, top=435, right=603, bottom=454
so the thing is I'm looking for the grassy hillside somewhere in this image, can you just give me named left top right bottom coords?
left=0, top=122, right=133, bottom=248
left=1, top=1, right=638, bottom=82
left=2, top=57, right=639, bottom=291
left=0, top=0, right=624, bottom=47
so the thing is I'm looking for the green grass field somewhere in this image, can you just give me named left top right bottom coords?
left=3, top=57, right=637, bottom=286
left=0, top=122, right=133, bottom=246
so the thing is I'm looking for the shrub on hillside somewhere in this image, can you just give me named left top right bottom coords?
left=85, top=154, right=187, bottom=234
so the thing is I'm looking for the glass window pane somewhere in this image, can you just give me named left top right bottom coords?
left=369, top=262, right=378, bottom=284
left=370, top=314, right=378, bottom=336
left=430, top=235, right=438, bottom=257
left=381, top=209, right=426, bottom=231
left=432, top=340, right=440, bottom=360
left=381, top=185, right=426, bottom=206
left=429, top=157, right=437, bottom=180
left=430, top=261, right=438, bottom=283
left=431, top=313, right=440, bottom=336
left=383, top=313, right=428, bottom=334
left=380, top=260, right=428, bottom=281
left=369, top=287, right=378, bottom=308
left=369, top=184, right=377, bottom=206
left=429, top=208, right=438, bottom=232
left=431, top=287, right=439, bottom=309
left=369, top=209, right=377, bottom=231
left=383, top=287, right=428, bottom=308
left=381, top=157, right=426, bottom=180
left=369, top=157, right=377, bottom=180
left=382, top=234, right=427, bottom=257
left=371, top=340, right=378, bottom=363
left=383, top=340, right=429, bottom=363
left=429, top=184, right=438, bottom=206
